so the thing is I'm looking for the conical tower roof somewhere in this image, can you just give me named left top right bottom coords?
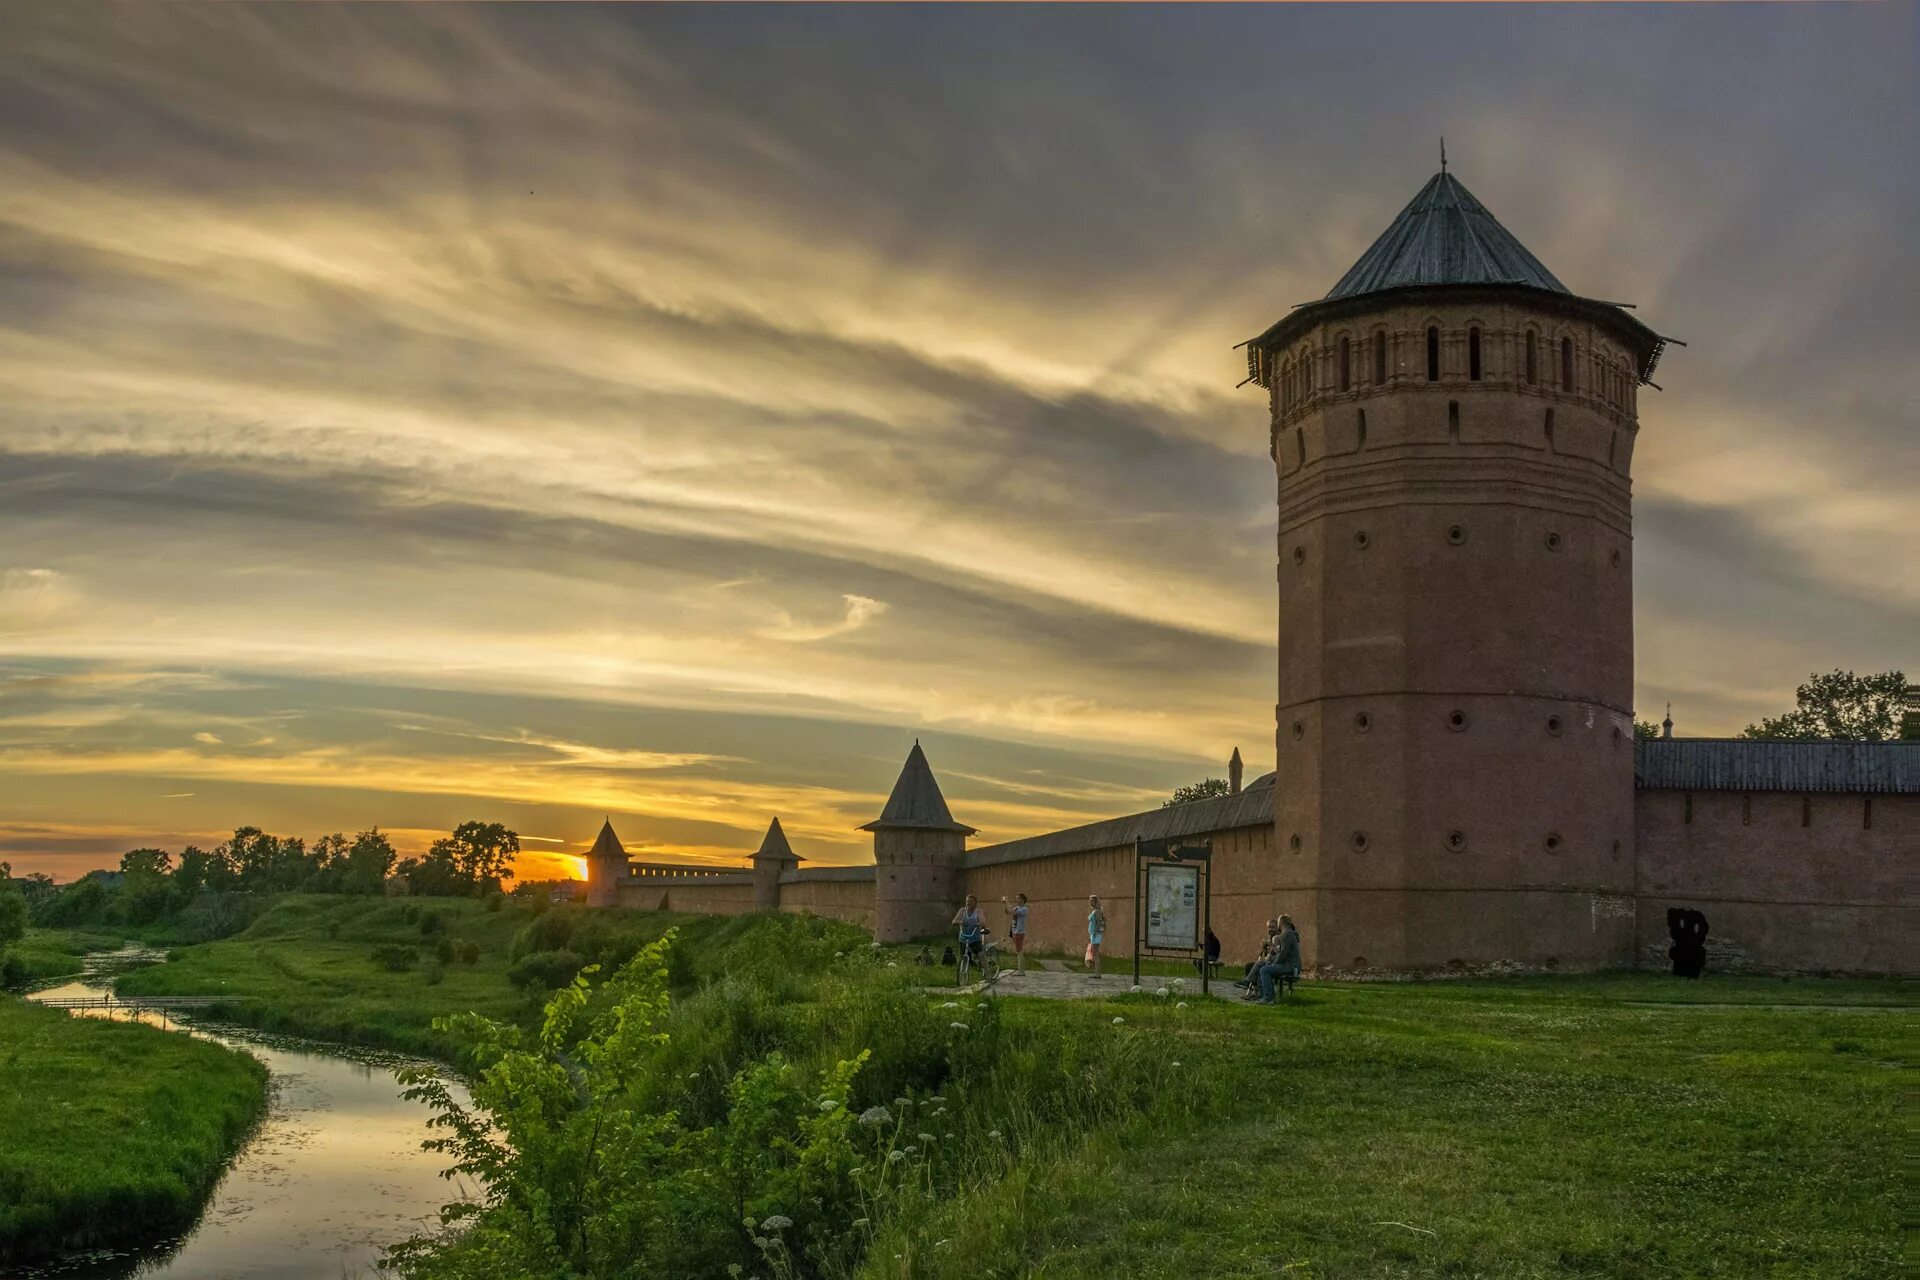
left=1242, top=168, right=1672, bottom=385
left=860, top=742, right=977, bottom=834
left=1325, top=171, right=1567, bottom=300
left=752, top=816, right=801, bottom=863
left=587, top=819, right=626, bottom=860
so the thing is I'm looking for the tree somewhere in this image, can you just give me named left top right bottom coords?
left=1740, top=669, right=1908, bottom=742
left=120, top=847, right=172, bottom=877
left=1163, top=778, right=1232, bottom=808
left=0, top=877, right=26, bottom=951
left=399, top=845, right=462, bottom=897
left=1634, top=720, right=1661, bottom=741
left=432, top=821, right=520, bottom=895
left=346, top=828, right=399, bottom=894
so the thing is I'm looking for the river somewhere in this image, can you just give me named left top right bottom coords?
left=18, top=950, right=472, bottom=1280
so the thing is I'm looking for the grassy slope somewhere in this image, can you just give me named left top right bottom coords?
left=5, top=927, right=128, bottom=987
left=0, top=997, right=268, bottom=1265
left=865, top=975, right=1911, bottom=1280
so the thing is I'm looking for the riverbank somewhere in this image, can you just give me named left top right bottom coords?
left=0, top=993, right=269, bottom=1267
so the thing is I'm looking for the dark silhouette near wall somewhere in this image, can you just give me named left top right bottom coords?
left=1668, top=907, right=1709, bottom=978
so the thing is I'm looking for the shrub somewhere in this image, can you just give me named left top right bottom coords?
left=454, top=940, right=480, bottom=966
left=421, top=960, right=446, bottom=986
left=400, top=905, right=419, bottom=924
left=418, top=912, right=444, bottom=937
left=506, top=948, right=587, bottom=991
left=432, top=937, right=455, bottom=964
left=372, top=944, right=418, bottom=973
left=485, top=895, right=504, bottom=913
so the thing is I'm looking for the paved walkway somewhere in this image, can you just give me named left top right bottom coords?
left=935, top=966, right=1246, bottom=1002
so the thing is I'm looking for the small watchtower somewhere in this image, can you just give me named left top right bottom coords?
left=584, top=818, right=627, bottom=908
left=749, top=817, right=801, bottom=910
left=864, top=742, right=976, bottom=943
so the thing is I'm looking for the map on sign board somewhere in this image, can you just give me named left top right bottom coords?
left=1144, top=862, right=1200, bottom=950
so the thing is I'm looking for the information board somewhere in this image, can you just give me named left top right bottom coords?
left=1143, top=862, right=1200, bottom=950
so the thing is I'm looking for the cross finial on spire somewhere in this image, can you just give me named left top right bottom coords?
left=1440, top=137, right=1447, bottom=174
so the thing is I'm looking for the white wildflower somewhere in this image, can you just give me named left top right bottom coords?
left=1172, top=1061, right=1183, bottom=1068
left=818, top=1098, right=841, bottom=1112
left=887, top=1149, right=907, bottom=1164
left=887, top=960, right=898, bottom=968
left=1130, top=984, right=1143, bottom=994
left=1156, top=987, right=1170, bottom=997
left=728, top=1266, right=743, bottom=1279
left=939, top=1001, right=960, bottom=1009
left=904, top=1145, right=918, bottom=1156
left=1112, top=1016, right=1126, bottom=1025
left=894, top=1096, right=912, bottom=1108
left=1172, top=976, right=1186, bottom=986
left=930, top=1095, right=945, bottom=1103
left=1176, top=1001, right=1189, bottom=1009
left=858, top=1105, right=893, bottom=1127
left=949, top=1021, right=969, bottom=1031
left=761, top=1214, right=793, bottom=1231
left=752, top=1236, right=769, bottom=1249
left=852, top=1218, right=870, bottom=1229
left=944, top=1132, right=955, bottom=1140
left=987, top=1129, right=1002, bottom=1140
left=918, top=1132, right=935, bottom=1143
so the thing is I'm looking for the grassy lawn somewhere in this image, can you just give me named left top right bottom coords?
left=112, top=894, right=543, bottom=1058
left=3, top=927, right=129, bottom=988
left=0, top=997, right=268, bottom=1266
left=863, top=974, right=1911, bottom=1279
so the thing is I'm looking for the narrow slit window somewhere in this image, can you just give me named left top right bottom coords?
left=1448, top=400, right=1460, bottom=438
left=1525, top=330, right=1538, bottom=384
left=1468, top=327, right=1482, bottom=381
left=1356, top=409, right=1367, bottom=449
left=1339, top=336, right=1351, bottom=392
left=1373, top=331, right=1387, bottom=384
left=1304, top=349, right=1314, bottom=394
left=1427, top=326, right=1440, bottom=382
left=1561, top=337, right=1574, bottom=390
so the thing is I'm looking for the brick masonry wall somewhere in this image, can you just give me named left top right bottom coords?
left=958, top=824, right=1278, bottom=964
left=1635, top=788, right=1917, bottom=974
left=778, top=876, right=875, bottom=929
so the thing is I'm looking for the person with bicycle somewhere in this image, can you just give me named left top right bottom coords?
left=952, top=894, right=987, bottom=982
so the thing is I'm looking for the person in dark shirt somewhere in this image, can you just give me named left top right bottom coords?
left=1255, top=916, right=1302, bottom=1004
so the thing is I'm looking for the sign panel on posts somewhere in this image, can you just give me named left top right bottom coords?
left=1144, top=863, right=1200, bottom=950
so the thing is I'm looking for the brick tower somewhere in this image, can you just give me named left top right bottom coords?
left=1242, top=168, right=1672, bottom=972
left=584, top=818, right=627, bottom=908
left=864, top=742, right=976, bottom=943
left=749, top=817, right=800, bottom=910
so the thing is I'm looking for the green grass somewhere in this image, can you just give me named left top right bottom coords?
left=0, top=997, right=268, bottom=1265
left=860, top=974, right=1912, bottom=1279
left=3, top=927, right=129, bottom=988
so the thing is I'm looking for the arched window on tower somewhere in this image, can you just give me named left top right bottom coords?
left=1560, top=337, right=1574, bottom=391
left=1280, top=357, right=1292, bottom=412
left=1304, top=346, right=1314, bottom=395
left=1468, top=327, right=1482, bottom=382
left=1339, top=336, right=1351, bottom=392
left=1426, top=326, right=1440, bottom=382
left=1525, top=330, right=1538, bottom=385
left=1373, top=330, right=1387, bottom=384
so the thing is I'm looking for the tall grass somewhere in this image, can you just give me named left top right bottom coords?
left=0, top=997, right=268, bottom=1265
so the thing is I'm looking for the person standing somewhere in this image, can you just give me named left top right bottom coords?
left=1085, top=893, right=1107, bottom=978
left=1002, top=893, right=1030, bottom=975
left=951, top=894, right=986, bottom=970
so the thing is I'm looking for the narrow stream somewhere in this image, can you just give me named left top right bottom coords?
left=18, top=949, right=472, bottom=1280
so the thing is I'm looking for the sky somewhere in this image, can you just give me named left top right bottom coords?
left=1, top=5, right=1914, bottom=882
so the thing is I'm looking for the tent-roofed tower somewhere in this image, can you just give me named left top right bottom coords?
left=585, top=819, right=628, bottom=908
left=1243, top=167, right=1675, bottom=973
left=749, top=816, right=802, bottom=910
left=864, top=741, right=976, bottom=942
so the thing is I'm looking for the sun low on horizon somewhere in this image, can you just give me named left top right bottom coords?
left=2, top=4, right=1914, bottom=883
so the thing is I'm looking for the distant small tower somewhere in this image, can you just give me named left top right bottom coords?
left=1229, top=747, right=1245, bottom=795
left=585, top=819, right=627, bottom=908
left=1662, top=704, right=1674, bottom=739
left=749, top=817, right=801, bottom=911
left=864, top=742, right=976, bottom=943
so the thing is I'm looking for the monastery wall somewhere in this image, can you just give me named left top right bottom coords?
left=1635, top=789, right=1917, bottom=974
left=777, top=868, right=876, bottom=929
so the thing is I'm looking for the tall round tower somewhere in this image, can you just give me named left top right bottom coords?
left=864, top=742, right=976, bottom=943
left=584, top=818, right=627, bottom=909
left=1243, top=169, right=1672, bottom=973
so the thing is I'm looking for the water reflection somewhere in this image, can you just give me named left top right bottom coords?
left=18, top=952, right=471, bottom=1280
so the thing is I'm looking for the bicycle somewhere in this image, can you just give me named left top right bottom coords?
left=956, top=930, right=1000, bottom=988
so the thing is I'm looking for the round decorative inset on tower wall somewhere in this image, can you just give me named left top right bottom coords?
left=1446, top=525, right=1468, bottom=546
left=1544, top=832, right=1563, bottom=853
left=1353, top=711, right=1372, bottom=733
left=1545, top=715, right=1564, bottom=736
left=1444, top=830, right=1467, bottom=853
left=1354, top=530, right=1371, bottom=549
left=1446, top=710, right=1469, bottom=732
left=1291, top=720, right=1305, bottom=740
left=1293, top=545, right=1306, bottom=566
left=1351, top=831, right=1370, bottom=852
left=1544, top=531, right=1563, bottom=552
left=1288, top=833, right=1302, bottom=852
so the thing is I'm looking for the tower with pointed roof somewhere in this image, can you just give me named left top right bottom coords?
left=749, top=817, right=801, bottom=910
left=864, top=741, right=977, bottom=943
left=584, top=818, right=627, bottom=908
left=1243, top=167, right=1672, bottom=972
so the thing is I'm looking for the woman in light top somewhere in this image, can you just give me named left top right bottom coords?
left=1085, top=893, right=1107, bottom=977
left=1002, top=893, right=1029, bottom=974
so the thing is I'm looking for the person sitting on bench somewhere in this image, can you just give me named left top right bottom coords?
left=1237, top=920, right=1281, bottom=989
left=1254, top=916, right=1301, bottom=1004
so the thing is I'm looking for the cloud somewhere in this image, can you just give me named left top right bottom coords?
left=760, top=594, right=891, bottom=643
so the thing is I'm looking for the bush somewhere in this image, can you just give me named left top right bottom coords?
left=418, top=912, right=444, bottom=937
left=1, top=953, right=26, bottom=989
left=372, top=944, right=418, bottom=973
left=421, top=960, right=446, bottom=986
left=485, top=895, right=504, bottom=913
left=506, top=948, right=587, bottom=991
left=400, top=905, right=419, bottom=924
left=432, top=937, right=455, bottom=964
left=454, top=940, right=480, bottom=966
